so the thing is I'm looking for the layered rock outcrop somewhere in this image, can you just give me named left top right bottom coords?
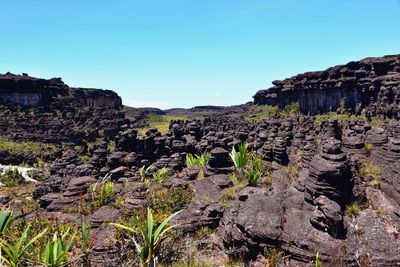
left=254, top=55, right=400, bottom=117
left=0, top=73, right=127, bottom=144
left=0, top=73, right=122, bottom=108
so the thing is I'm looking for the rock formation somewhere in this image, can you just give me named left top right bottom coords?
left=254, top=55, right=400, bottom=117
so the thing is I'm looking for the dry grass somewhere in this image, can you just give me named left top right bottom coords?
left=138, top=114, right=189, bottom=135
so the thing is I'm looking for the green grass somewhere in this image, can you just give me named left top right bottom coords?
left=245, top=102, right=299, bottom=122
left=186, top=153, right=211, bottom=168
left=345, top=202, right=361, bottom=217
left=245, top=105, right=280, bottom=122
left=0, top=137, right=57, bottom=159
left=359, top=159, right=382, bottom=187
left=264, top=248, right=285, bottom=267
left=0, top=169, right=25, bottom=187
left=138, top=114, right=189, bottom=135
left=314, top=112, right=359, bottom=126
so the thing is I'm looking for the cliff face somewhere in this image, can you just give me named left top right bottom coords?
left=253, top=55, right=400, bottom=117
left=0, top=73, right=122, bottom=108
left=0, top=73, right=127, bottom=144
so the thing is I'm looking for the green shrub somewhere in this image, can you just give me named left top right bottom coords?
left=110, top=208, right=181, bottom=267
left=364, top=143, right=373, bottom=157
left=0, top=137, right=56, bottom=159
left=229, top=143, right=249, bottom=170
left=284, top=102, right=300, bottom=115
left=359, top=159, right=382, bottom=187
left=138, top=115, right=189, bottom=135
left=80, top=220, right=91, bottom=255
left=0, top=223, right=47, bottom=267
left=264, top=248, right=284, bottom=267
left=0, top=210, right=14, bottom=234
left=40, top=228, right=76, bottom=267
left=149, top=186, right=193, bottom=215
left=345, top=202, right=360, bottom=217
left=140, top=165, right=152, bottom=180
left=0, top=169, right=24, bottom=187
left=153, top=168, right=169, bottom=183
left=185, top=153, right=210, bottom=168
left=247, top=169, right=262, bottom=186
left=98, top=182, right=116, bottom=206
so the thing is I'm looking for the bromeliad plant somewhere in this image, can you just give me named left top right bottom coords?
left=0, top=210, right=14, bottom=234
left=110, top=208, right=181, bottom=267
left=185, top=153, right=211, bottom=168
left=140, top=165, right=152, bottom=180
left=229, top=143, right=249, bottom=170
left=229, top=143, right=272, bottom=187
left=0, top=223, right=47, bottom=267
left=39, top=228, right=77, bottom=267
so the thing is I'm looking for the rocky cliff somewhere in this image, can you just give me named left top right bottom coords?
left=0, top=73, right=122, bottom=108
left=0, top=73, right=127, bottom=144
left=253, top=55, right=400, bottom=117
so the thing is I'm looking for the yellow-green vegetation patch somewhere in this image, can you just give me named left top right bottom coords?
left=359, top=159, right=382, bottom=187
left=0, top=168, right=25, bottom=187
left=345, top=202, right=361, bottom=217
left=139, top=114, right=190, bottom=135
left=245, top=102, right=300, bottom=122
left=0, top=136, right=57, bottom=157
left=1, top=183, right=39, bottom=213
left=314, top=112, right=360, bottom=126
left=245, top=105, right=280, bottom=122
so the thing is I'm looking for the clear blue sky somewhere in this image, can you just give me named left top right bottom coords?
left=1, top=0, right=399, bottom=109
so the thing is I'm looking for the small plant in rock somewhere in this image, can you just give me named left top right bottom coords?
left=315, top=252, right=322, bottom=267
left=229, top=143, right=249, bottom=170
left=98, top=181, right=116, bottom=206
left=152, top=168, right=169, bottom=183
left=80, top=220, right=91, bottom=255
left=0, top=168, right=24, bottom=187
left=284, top=101, right=300, bottom=115
left=39, top=228, right=77, bottom=267
left=264, top=248, right=284, bottom=267
left=110, top=208, right=181, bottom=267
left=283, top=165, right=299, bottom=179
left=345, top=202, right=360, bottom=217
left=247, top=169, right=262, bottom=186
left=140, top=165, right=152, bottom=180
left=185, top=153, right=210, bottom=168
left=359, top=159, right=382, bottom=188
left=364, top=143, right=373, bottom=157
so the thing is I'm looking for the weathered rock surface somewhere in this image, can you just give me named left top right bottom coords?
left=254, top=54, right=400, bottom=117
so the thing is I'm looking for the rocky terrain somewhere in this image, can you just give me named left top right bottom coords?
left=1, top=55, right=400, bottom=267
left=254, top=54, right=400, bottom=117
left=0, top=73, right=127, bottom=146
